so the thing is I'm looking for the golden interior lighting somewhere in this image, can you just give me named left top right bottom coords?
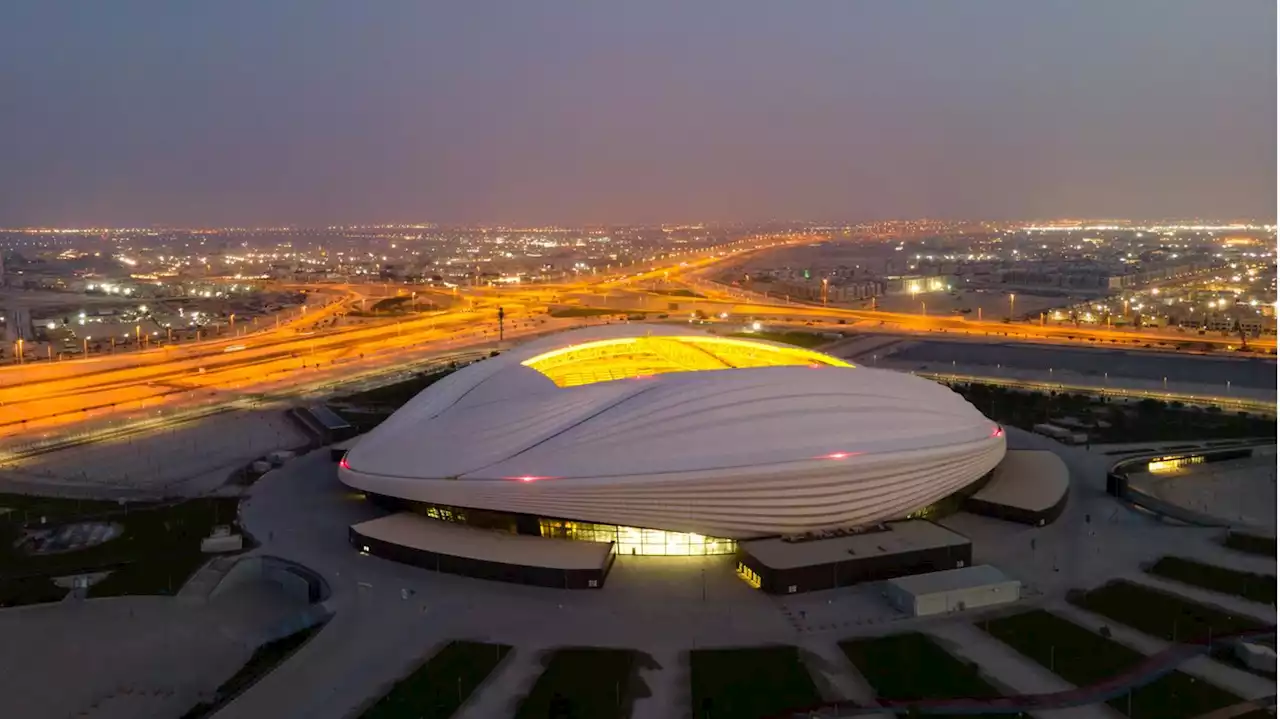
left=539, top=518, right=736, bottom=556
left=1147, top=455, right=1205, bottom=473
left=521, top=335, right=853, bottom=387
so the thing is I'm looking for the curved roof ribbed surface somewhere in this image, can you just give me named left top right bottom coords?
left=345, top=324, right=996, bottom=481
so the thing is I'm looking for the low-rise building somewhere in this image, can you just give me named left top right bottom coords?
left=884, top=564, right=1021, bottom=617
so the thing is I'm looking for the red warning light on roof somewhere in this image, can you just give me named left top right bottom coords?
left=339, top=456, right=351, bottom=470
left=506, top=475, right=555, bottom=482
left=820, top=451, right=863, bottom=460
left=991, top=426, right=1004, bottom=438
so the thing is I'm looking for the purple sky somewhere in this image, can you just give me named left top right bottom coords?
left=0, top=1, right=1274, bottom=227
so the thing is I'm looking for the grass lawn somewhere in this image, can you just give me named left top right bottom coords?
left=727, top=331, right=833, bottom=349
left=1068, top=580, right=1271, bottom=643
left=0, top=575, right=70, bottom=606
left=1210, top=643, right=1277, bottom=681
left=0, top=494, right=245, bottom=606
left=1223, top=531, right=1277, bottom=558
left=515, top=647, right=649, bottom=719
left=371, top=296, right=412, bottom=312
left=980, top=610, right=1264, bottom=719
left=949, top=383, right=1276, bottom=443
left=1146, top=556, right=1275, bottom=605
left=689, top=645, right=822, bottom=719
left=180, top=622, right=325, bottom=719
left=649, top=288, right=706, bottom=298
left=548, top=307, right=637, bottom=318
left=336, top=368, right=457, bottom=409
left=839, top=633, right=1005, bottom=718
left=360, top=640, right=512, bottom=719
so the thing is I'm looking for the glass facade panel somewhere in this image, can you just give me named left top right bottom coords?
left=537, top=518, right=735, bottom=556
left=400, top=500, right=737, bottom=557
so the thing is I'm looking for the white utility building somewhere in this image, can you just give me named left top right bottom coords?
left=885, top=564, right=1020, bottom=617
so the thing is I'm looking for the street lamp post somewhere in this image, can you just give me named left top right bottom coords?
left=14, top=338, right=23, bottom=364
left=84, top=337, right=90, bottom=356
left=1008, top=293, right=1016, bottom=321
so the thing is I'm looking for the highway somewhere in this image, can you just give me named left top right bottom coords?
left=673, top=268, right=1277, bottom=352
left=0, top=239, right=794, bottom=443
left=1, top=234, right=1273, bottom=445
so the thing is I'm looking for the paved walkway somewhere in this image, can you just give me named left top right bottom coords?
left=1051, top=603, right=1275, bottom=700
left=409, top=642, right=532, bottom=719
left=0, top=585, right=306, bottom=719
left=803, top=622, right=1276, bottom=717
left=209, top=433, right=1280, bottom=719
left=923, top=622, right=1119, bottom=719
left=799, top=638, right=882, bottom=708
left=1124, top=572, right=1277, bottom=625
left=630, top=647, right=687, bottom=719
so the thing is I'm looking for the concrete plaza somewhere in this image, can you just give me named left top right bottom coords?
left=207, top=425, right=1276, bottom=719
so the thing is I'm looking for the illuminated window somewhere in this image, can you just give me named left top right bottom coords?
left=539, top=518, right=735, bottom=556
left=1148, top=455, right=1205, bottom=473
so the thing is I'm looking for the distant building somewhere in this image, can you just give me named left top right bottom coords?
left=884, top=275, right=951, bottom=294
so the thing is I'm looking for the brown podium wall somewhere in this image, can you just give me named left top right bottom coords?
left=737, top=541, right=973, bottom=595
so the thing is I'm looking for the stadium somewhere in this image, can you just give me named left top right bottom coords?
left=338, top=324, right=1015, bottom=588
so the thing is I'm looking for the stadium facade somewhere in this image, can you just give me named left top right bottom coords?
left=339, top=324, right=1007, bottom=567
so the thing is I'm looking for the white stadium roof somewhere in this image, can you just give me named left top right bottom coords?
left=340, top=324, right=1006, bottom=538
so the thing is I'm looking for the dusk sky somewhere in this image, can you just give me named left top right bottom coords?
left=1, top=1, right=1274, bottom=227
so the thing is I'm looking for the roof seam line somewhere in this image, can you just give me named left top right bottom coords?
left=461, top=383, right=664, bottom=477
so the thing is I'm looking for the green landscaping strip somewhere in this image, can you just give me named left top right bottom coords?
left=181, top=622, right=325, bottom=719
left=689, top=645, right=822, bottom=719
left=839, top=632, right=1005, bottom=718
left=516, top=647, right=646, bottom=719
left=1068, top=579, right=1270, bottom=643
left=1210, top=643, right=1277, bottom=681
left=727, top=331, right=832, bottom=348
left=1147, top=556, right=1275, bottom=605
left=0, top=575, right=69, bottom=607
left=336, top=368, right=457, bottom=408
left=1224, top=531, right=1277, bottom=558
left=948, top=383, right=1276, bottom=443
left=0, top=494, right=244, bottom=606
left=360, top=640, right=512, bottom=719
left=548, top=307, right=636, bottom=318
left=980, top=610, right=1263, bottom=719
